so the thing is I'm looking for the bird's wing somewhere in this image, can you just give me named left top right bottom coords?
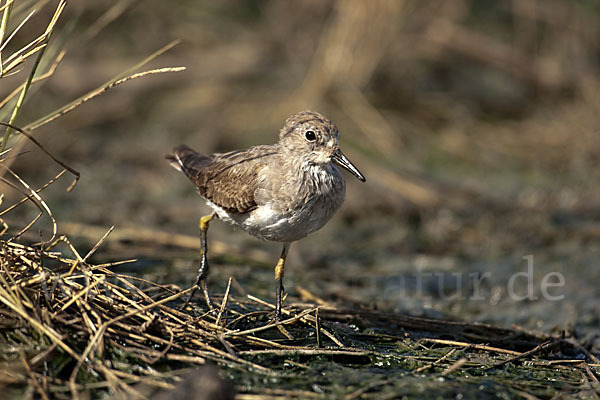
left=169, top=145, right=275, bottom=214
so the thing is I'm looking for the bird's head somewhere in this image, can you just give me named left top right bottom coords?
left=278, top=110, right=366, bottom=182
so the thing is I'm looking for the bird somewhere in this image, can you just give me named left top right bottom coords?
left=166, top=110, right=365, bottom=320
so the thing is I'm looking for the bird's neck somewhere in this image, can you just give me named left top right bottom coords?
left=274, top=147, right=342, bottom=190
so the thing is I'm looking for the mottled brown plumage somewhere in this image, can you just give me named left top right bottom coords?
left=167, top=111, right=365, bottom=318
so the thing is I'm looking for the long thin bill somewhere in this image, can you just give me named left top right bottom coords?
left=332, top=150, right=366, bottom=182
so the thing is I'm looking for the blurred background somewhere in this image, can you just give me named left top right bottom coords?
left=2, top=0, right=599, bottom=347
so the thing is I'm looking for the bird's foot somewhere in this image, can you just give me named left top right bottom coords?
left=179, top=282, right=214, bottom=313
left=268, top=310, right=295, bottom=339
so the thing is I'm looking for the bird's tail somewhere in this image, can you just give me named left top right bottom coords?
left=166, top=145, right=213, bottom=178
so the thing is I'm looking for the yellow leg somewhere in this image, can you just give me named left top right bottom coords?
left=274, top=242, right=291, bottom=320
left=183, top=213, right=217, bottom=309
left=200, top=214, right=213, bottom=231
left=275, top=257, right=285, bottom=281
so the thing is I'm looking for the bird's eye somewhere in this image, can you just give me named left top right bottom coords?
left=304, top=130, right=316, bottom=141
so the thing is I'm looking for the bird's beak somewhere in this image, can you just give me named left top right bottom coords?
left=332, top=150, right=366, bottom=182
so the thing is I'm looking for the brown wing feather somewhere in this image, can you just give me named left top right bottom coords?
left=169, top=145, right=275, bottom=214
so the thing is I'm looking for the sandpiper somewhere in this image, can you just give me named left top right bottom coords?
left=167, top=111, right=365, bottom=319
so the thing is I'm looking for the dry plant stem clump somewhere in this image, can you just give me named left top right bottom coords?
left=0, top=234, right=358, bottom=398
left=1, top=234, right=600, bottom=399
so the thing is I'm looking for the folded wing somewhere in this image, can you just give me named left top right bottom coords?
left=167, top=144, right=275, bottom=214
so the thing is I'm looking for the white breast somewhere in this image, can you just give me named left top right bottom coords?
left=206, top=162, right=346, bottom=243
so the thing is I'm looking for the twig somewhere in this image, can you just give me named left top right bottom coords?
left=414, top=348, right=457, bottom=373
left=0, top=123, right=80, bottom=191
left=238, top=348, right=371, bottom=357
left=26, top=55, right=185, bottom=131
left=421, top=338, right=522, bottom=356
left=216, top=277, right=233, bottom=326
left=440, top=358, right=468, bottom=376
left=1, top=165, right=58, bottom=243
left=83, top=226, right=115, bottom=262
left=487, top=340, right=554, bottom=370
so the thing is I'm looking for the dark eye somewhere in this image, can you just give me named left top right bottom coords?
left=304, top=130, right=316, bottom=141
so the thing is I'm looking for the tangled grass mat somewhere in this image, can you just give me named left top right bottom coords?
left=1, top=234, right=599, bottom=399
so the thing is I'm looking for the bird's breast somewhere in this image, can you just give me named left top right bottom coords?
left=240, top=162, right=346, bottom=242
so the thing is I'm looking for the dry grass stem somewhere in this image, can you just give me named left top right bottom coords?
left=25, top=66, right=186, bottom=132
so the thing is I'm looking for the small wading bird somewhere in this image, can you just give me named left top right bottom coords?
left=167, top=111, right=365, bottom=319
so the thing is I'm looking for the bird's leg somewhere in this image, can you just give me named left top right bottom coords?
left=183, top=212, right=218, bottom=309
left=274, top=242, right=291, bottom=320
